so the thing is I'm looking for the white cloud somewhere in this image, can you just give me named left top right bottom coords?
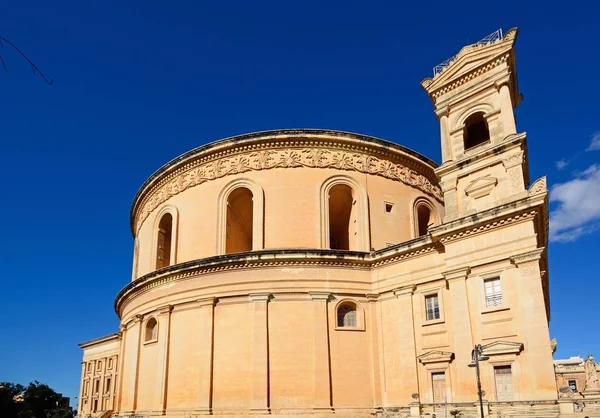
left=588, top=131, right=600, bottom=151
left=550, top=164, right=600, bottom=242
left=556, top=159, right=569, bottom=170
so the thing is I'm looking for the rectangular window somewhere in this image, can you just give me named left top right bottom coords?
left=568, top=379, right=578, bottom=392
left=83, top=381, right=89, bottom=396
left=425, top=294, right=440, bottom=321
left=484, top=277, right=502, bottom=307
left=105, top=377, right=111, bottom=393
left=87, top=363, right=91, bottom=373
left=108, top=358, right=113, bottom=369
left=94, top=380, right=99, bottom=394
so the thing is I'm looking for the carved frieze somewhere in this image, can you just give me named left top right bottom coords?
left=134, top=146, right=443, bottom=233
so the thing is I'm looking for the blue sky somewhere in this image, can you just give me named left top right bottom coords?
left=1, top=0, right=598, bottom=403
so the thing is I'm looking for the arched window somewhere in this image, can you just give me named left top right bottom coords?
left=413, top=199, right=437, bottom=238
left=226, top=187, right=254, bottom=254
left=464, top=112, right=490, bottom=150
left=145, top=318, right=158, bottom=342
left=156, top=213, right=173, bottom=269
left=328, top=184, right=354, bottom=250
left=337, top=302, right=357, bottom=328
left=417, top=205, right=432, bottom=237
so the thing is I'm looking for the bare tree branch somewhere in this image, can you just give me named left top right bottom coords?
left=0, top=36, right=53, bottom=85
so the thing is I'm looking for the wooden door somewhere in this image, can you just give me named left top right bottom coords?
left=494, top=366, right=514, bottom=401
left=432, top=372, right=446, bottom=406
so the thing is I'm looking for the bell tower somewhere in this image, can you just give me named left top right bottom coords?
left=421, top=28, right=529, bottom=222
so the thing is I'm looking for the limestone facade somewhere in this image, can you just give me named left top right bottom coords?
left=78, top=333, right=120, bottom=416
left=78, top=28, right=566, bottom=417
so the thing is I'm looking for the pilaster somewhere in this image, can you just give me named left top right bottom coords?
left=249, top=293, right=271, bottom=414
left=510, top=248, right=557, bottom=399
left=115, top=324, right=127, bottom=413
left=155, top=304, right=173, bottom=413
left=440, top=178, right=458, bottom=219
left=195, top=297, right=216, bottom=415
left=443, top=267, right=475, bottom=401
left=392, top=285, right=419, bottom=404
left=308, top=292, right=334, bottom=413
left=78, top=362, right=86, bottom=415
left=502, top=151, right=525, bottom=195
left=125, top=315, right=143, bottom=414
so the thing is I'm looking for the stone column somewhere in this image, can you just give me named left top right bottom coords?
left=510, top=248, right=557, bottom=400
left=309, top=292, right=333, bottom=413
left=196, top=297, right=216, bottom=415
left=155, top=305, right=173, bottom=413
left=436, top=107, right=451, bottom=163
left=392, top=285, right=420, bottom=406
left=496, top=81, right=517, bottom=136
left=77, top=362, right=86, bottom=415
left=366, top=294, right=382, bottom=408
left=443, top=267, right=475, bottom=401
left=249, top=293, right=271, bottom=414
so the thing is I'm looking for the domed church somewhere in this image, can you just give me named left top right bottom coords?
left=77, top=28, right=560, bottom=418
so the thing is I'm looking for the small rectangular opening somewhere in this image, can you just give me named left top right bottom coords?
left=385, top=202, right=394, bottom=213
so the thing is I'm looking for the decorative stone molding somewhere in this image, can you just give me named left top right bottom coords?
left=132, top=141, right=443, bottom=234
left=464, top=176, right=498, bottom=199
left=510, top=248, right=544, bottom=266
left=502, top=151, right=524, bottom=169
left=309, top=291, right=332, bottom=301
left=442, top=266, right=471, bottom=282
left=481, top=340, right=524, bottom=356
left=437, top=209, right=537, bottom=244
left=156, top=304, right=173, bottom=315
left=393, top=285, right=416, bottom=297
left=511, top=248, right=544, bottom=278
left=197, top=296, right=216, bottom=307
left=529, top=176, right=547, bottom=196
left=249, top=293, right=272, bottom=302
left=428, top=54, right=511, bottom=100
left=435, top=106, right=449, bottom=119
left=418, top=350, right=454, bottom=364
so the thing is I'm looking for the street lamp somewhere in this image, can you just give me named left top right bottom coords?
left=468, top=344, right=489, bottom=418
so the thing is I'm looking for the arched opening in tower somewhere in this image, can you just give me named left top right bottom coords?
left=226, top=187, right=254, bottom=254
left=464, top=112, right=490, bottom=150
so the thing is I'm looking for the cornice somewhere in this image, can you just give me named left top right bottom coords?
left=510, top=248, right=544, bottom=266
left=115, top=248, right=373, bottom=316
left=78, top=332, right=121, bottom=349
left=434, top=133, right=526, bottom=178
left=130, top=130, right=443, bottom=236
left=429, top=190, right=547, bottom=244
left=115, top=183, right=549, bottom=318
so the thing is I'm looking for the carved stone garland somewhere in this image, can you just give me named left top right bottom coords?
left=134, top=147, right=444, bottom=233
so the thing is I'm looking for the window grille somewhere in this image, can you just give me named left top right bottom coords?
left=484, top=277, right=502, bottom=307
left=425, top=294, right=440, bottom=321
left=337, top=304, right=357, bottom=327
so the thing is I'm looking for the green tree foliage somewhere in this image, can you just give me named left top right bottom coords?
left=0, top=381, right=74, bottom=418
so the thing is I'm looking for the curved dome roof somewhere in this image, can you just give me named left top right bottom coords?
left=130, top=129, right=440, bottom=235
